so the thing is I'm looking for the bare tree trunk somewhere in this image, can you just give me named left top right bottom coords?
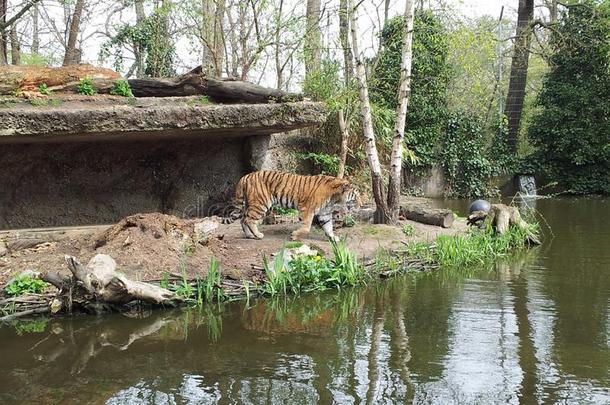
left=546, top=0, right=557, bottom=23
left=31, top=3, right=39, bottom=54
left=384, top=0, right=390, bottom=25
left=201, top=0, right=215, bottom=75
left=338, top=0, right=353, bottom=85
left=337, top=109, right=349, bottom=178
left=213, top=0, right=226, bottom=77
left=304, top=0, right=321, bottom=81
left=274, top=0, right=284, bottom=89
left=349, top=0, right=389, bottom=223
left=9, top=23, right=19, bottom=65
left=134, top=0, right=146, bottom=78
left=0, top=0, right=7, bottom=65
left=505, top=0, right=534, bottom=154
left=63, top=0, right=85, bottom=66
left=387, top=0, right=415, bottom=223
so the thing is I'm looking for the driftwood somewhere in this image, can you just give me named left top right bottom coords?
left=1, top=64, right=301, bottom=103
left=400, top=205, right=454, bottom=228
left=468, top=203, right=541, bottom=245
left=64, top=254, right=180, bottom=305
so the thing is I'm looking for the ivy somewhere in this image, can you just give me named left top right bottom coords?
left=441, top=111, right=496, bottom=197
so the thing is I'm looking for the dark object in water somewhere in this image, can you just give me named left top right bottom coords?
left=469, top=199, right=491, bottom=214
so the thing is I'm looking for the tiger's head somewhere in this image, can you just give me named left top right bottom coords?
left=333, top=180, right=361, bottom=213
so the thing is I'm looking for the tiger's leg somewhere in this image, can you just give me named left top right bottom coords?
left=291, top=208, right=314, bottom=240
left=242, top=203, right=267, bottom=239
left=317, top=212, right=339, bottom=242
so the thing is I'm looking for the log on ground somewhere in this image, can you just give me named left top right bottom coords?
left=400, top=205, right=454, bottom=228
left=64, top=254, right=182, bottom=305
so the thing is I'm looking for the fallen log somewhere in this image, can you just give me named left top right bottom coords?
left=1, top=64, right=302, bottom=103
left=400, top=205, right=454, bottom=228
left=0, top=64, right=120, bottom=95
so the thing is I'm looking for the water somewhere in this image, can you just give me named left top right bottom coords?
left=1, top=198, right=609, bottom=404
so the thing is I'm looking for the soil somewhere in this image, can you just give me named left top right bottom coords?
left=0, top=207, right=466, bottom=288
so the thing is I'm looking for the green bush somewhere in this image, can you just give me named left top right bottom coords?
left=527, top=1, right=610, bottom=194
left=4, top=275, right=49, bottom=296
left=110, top=79, right=134, bottom=97
left=76, top=77, right=97, bottom=96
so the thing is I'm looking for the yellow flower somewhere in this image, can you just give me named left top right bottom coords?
left=314, top=255, right=322, bottom=262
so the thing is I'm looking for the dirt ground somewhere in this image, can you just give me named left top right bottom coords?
left=0, top=207, right=466, bottom=288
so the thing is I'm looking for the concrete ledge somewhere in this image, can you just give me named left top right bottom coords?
left=0, top=97, right=327, bottom=143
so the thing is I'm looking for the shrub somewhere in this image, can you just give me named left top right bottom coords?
left=295, top=152, right=340, bottom=175
left=371, top=10, right=451, bottom=170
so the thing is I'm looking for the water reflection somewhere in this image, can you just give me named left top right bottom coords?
left=0, top=198, right=608, bottom=404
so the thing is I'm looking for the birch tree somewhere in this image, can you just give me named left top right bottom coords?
left=350, top=0, right=415, bottom=224
left=350, top=0, right=388, bottom=222
left=387, top=0, right=415, bottom=222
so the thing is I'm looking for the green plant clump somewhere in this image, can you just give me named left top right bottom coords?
left=402, top=223, right=416, bottom=237
left=295, top=152, right=340, bottom=175
left=263, top=239, right=365, bottom=295
left=4, top=275, right=49, bottom=296
left=38, top=83, right=52, bottom=95
left=77, top=77, right=97, bottom=96
left=110, top=79, right=134, bottom=97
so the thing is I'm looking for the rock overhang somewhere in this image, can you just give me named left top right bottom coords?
left=0, top=96, right=327, bottom=143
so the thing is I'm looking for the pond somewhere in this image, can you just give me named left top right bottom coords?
left=0, top=198, right=609, bottom=404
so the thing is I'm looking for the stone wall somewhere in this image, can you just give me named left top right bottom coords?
left=402, top=166, right=447, bottom=198
left=0, top=136, right=249, bottom=229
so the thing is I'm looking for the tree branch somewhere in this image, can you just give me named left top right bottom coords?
left=0, top=0, right=42, bottom=32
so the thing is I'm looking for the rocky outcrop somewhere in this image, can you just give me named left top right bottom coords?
left=0, top=98, right=326, bottom=142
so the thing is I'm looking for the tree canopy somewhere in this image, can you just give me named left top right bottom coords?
left=528, top=0, right=610, bottom=194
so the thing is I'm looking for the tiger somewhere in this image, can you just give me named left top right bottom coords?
left=235, top=170, right=360, bottom=241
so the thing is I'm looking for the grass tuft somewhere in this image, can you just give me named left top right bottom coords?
left=403, top=224, right=539, bottom=269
